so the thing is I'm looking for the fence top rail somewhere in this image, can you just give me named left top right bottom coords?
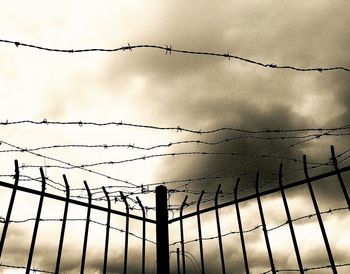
left=0, top=179, right=156, bottom=224
left=168, top=164, right=350, bottom=224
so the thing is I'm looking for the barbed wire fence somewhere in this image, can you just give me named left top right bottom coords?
left=0, top=38, right=349, bottom=272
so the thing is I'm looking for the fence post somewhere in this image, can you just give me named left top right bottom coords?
left=156, top=185, right=170, bottom=274
left=0, top=160, right=19, bottom=258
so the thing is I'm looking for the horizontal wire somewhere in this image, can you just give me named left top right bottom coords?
left=1, top=119, right=349, bottom=135
left=0, top=263, right=53, bottom=274
left=261, top=263, right=350, bottom=273
left=184, top=127, right=342, bottom=188
left=169, top=206, right=349, bottom=246
left=21, top=151, right=327, bottom=169
left=0, top=39, right=349, bottom=72
left=0, top=217, right=156, bottom=245
left=0, top=138, right=138, bottom=187
left=1, top=132, right=348, bottom=153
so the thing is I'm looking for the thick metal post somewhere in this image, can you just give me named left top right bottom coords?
left=331, top=145, right=350, bottom=209
left=55, top=175, right=70, bottom=274
left=120, top=192, right=130, bottom=274
left=196, top=191, right=205, bottom=274
left=102, top=187, right=111, bottom=274
left=234, top=179, right=249, bottom=274
left=278, top=164, right=303, bottom=273
left=155, top=185, right=170, bottom=274
left=0, top=160, right=19, bottom=258
left=256, top=172, right=276, bottom=274
left=303, top=155, right=337, bottom=273
left=80, top=181, right=91, bottom=274
left=26, top=168, right=46, bottom=274
left=136, top=197, right=146, bottom=274
left=215, top=184, right=226, bottom=274
left=179, top=195, right=188, bottom=274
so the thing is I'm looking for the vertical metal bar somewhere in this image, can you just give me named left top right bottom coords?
left=120, top=192, right=130, bottom=274
left=179, top=195, right=188, bottom=274
left=80, top=181, right=91, bottom=274
left=278, top=164, right=303, bottom=273
left=177, top=248, right=181, bottom=274
left=255, top=172, right=276, bottom=274
left=55, top=175, right=70, bottom=274
left=136, top=197, right=146, bottom=274
left=196, top=191, right=205, bottom=274
left=102, top=187, right=111, bottom=274
left=303, top=155, right=337, bottom=273
left=234, top=179, right=249, bottom=274
left=26, top=167, right=46, bottom=274
left=0, top=160, right=19, bottom=258
left=215, top=184, right=226, bottom=274
left=331, top=145, right=350, bottom=209
left=155, top=185, right=169, bottom=274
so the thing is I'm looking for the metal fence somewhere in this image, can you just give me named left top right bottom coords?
left=0, top=145, right=349, bottom=274
left=0, top=162, right=156, bottom=274
left=167, top=145, right=350, bottom=274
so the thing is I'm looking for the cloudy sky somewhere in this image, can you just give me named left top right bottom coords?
left=0, top=1, right=350, bottom=273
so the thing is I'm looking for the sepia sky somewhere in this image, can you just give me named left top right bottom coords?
left=0, top=1, right=350, bottom=273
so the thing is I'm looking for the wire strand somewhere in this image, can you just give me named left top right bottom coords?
left=0, top=39, right=349, bottom=72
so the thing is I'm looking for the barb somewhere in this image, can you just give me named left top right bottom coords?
left=169, top=206, right=349, bottom=246
left=0, top=39, right=349, bottom=72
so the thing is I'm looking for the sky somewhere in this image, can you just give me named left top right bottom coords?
left=0, top=1, right=350, bottom=273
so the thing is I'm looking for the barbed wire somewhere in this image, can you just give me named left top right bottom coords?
left=0, top=138, right=138, bottom=187
left=1, top=132, right=349, bottom=154
left=180, top=126, right=344, bottom=191
left=0, top=216, right=156, bottom=245
left=260, top=263, right=350, bottom=273
left=20, top=151, right=327, bottom=170
left=1, top=119, right=349, bottom=135
left=169, top=206, right=349, bottom=246
left=0, top=39, right=349, bottom=72
left=0, top=263, right=53, bottom=273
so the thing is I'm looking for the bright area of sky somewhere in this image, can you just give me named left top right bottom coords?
left=0, top=1, right=350, bottom=273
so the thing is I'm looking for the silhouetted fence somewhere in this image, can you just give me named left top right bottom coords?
left=0, top=145, right=349, bottom=273
left=167, top=145, right=350, bottom=274
left=0, top=162, right=156, bottom=274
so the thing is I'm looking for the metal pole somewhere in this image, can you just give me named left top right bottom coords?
left=26, top=168, right=46, bottom=274
left=197, top=191, right=205, bottom=274
left=331, top=145, right=350, bottom=209
left=179, top=195, right=188, bottom=274
left=102, top=187, right=111, bottom=274
left=255, top=172, right=276, bottom=274
left=0, top=160, right=19, bottom=258
left=80, top=181, right=91, bottom=274
left=303, top=155, right=337, bottom=273
left=136, top=197, right=146, bottom=274
left=278, top=164, right=303, bottom=273
left=156, top=185, right=170, bottom=274
left=55, top=175, right=70, bottom=274
left=120, top=192, right=130, bottom=274
left=215, top=184, right=226, bottom=274
left=234, top=179, right=249, bottom=274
